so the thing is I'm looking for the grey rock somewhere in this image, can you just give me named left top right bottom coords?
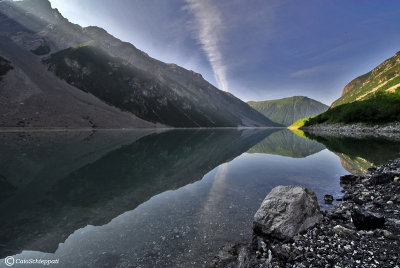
left=253, top=186, right=322, bottom=240
left=333, top=225, right=356, bottom=237
left=382, top=230, right=396, bottom=240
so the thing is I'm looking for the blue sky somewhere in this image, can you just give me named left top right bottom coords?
left=49, top=0, right=400, bottom=104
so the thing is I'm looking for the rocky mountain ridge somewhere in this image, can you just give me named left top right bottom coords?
left=0, top=0, right=277, bottom=128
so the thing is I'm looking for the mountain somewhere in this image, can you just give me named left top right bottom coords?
left=332, top=51, right=400, bottom=107
left=0, top=0, right=277, bottom=128
left=247, top=96, right=328, bottom=126
left=295, top=51, right=400, bottom=127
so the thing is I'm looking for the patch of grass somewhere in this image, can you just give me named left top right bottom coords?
left=304, top=91, right=400, bottom=126
left=288, top=117, right=312, bottom=129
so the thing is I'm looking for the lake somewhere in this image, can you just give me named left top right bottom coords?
left=0, top=129, right=399, bottom=268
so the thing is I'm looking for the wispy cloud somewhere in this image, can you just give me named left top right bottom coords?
left=183, top=0, right=228, bottom=92
left=290, top=64, right=339, bottom=78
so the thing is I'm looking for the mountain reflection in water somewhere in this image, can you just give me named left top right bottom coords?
left=0, top=129, right=398, bottom=268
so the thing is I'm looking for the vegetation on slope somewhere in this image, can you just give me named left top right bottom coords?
left=289, top=117, right=312, bottom=129
left=303, top=91, right=400, bottom=126
left=248, top=96, right=328, bottom=126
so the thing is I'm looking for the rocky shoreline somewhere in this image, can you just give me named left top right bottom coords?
left=300, top=122, right=400, bottom=140
left=211, top=159, right=400, bottom=268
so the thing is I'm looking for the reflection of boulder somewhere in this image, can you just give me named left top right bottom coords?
left=0, top=129, right=274, bottom=258
left=304, top=133, right=400, bottom=175
left=247, top=129, right=325, bottom=158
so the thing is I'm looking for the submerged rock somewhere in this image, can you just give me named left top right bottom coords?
left=351, top=209, right=385, bottom=230
left=253, top=186, right=322, bottom=240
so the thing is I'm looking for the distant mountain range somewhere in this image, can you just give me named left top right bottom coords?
left=293, top=51, right=400, bottom=127
left=0, top=0, right=277, bottom=128
left=248, top=96, right=328, bottom=126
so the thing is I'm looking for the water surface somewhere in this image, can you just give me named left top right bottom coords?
left=0, top=129, right=399, bottom=267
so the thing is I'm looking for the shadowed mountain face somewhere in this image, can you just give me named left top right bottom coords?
left=0, top=129, right=275, bottom=258
left=247, top=129, right=326, bottom=158
left=304, top=133, right=400, bottom=175
left=248, top=96, right=328, bottom=126
left=0, top=0, right=277, bottom=127
left=0, top=4, right=157, bottom=129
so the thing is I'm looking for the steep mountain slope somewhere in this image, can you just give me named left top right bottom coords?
left=0, top=0, right=277, bottom=127
left=332, top=51, right=400, bottom=107
left=248, top=96, right=328, bottom=126
left=0, top=37, right=157, bottom=128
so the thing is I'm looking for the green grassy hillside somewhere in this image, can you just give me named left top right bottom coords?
left=248, top=96, right=328, bottom=126
left=303, top=92, right=400, bottom=126
left=332, top=51, right=400, bottom=107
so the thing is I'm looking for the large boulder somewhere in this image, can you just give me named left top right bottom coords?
left=253, top=186, right=322, bottom=240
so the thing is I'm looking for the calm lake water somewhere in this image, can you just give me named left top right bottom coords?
left=0, top=129, right=399, bottom=268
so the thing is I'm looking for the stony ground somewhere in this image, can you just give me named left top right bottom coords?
left=211, top=159, right=400, bottom=268
left=301, top=122, right=400, bottom=140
